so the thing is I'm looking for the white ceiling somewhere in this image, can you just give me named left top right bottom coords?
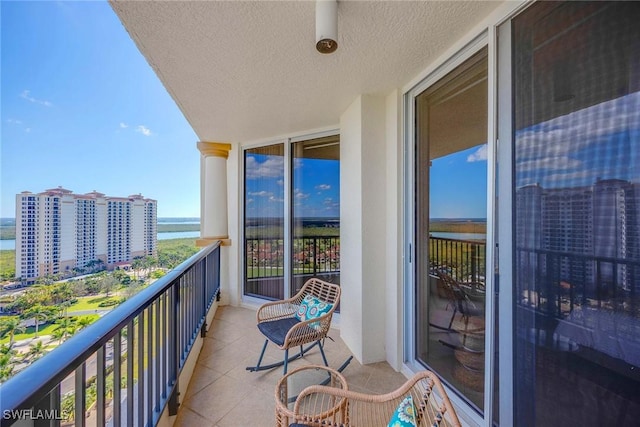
left=110, top=0, right=503, bottom=143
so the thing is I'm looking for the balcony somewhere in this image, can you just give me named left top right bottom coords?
left=0, top=242, right=406, bottom=427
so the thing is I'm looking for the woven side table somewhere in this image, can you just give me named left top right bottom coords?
left=275, top=365, right=347, bottom=427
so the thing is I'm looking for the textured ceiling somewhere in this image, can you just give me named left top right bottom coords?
left=110, top=0, right=502, bottom=143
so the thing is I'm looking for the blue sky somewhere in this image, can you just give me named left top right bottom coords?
left=430, top=144, right=488, bottom=219
left=1, top=1, right=200, bottom=218
left=245, top=154, right=340, bottom=218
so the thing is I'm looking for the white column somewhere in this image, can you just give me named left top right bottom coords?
left=340, top=95, right=388, bottom=364
left=196, top=142, right=232, bottom=247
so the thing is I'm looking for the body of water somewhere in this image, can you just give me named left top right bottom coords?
left=430, top=232, right=486, bottom=241
left=0, top=230, right=201, bottom=250
left=0, top=240, right=15, bottom=250
left=157, top=231, right=200, bottom=240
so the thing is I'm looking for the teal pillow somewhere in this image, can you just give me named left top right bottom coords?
left=387, top=395, right=417, bottom=427
left=295, top=295, right=333, bottom=325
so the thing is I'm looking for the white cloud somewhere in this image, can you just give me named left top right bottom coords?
left=25, top=128, right=31, bottom=133
left=136, top=125, right=152, bottom=136
left=276, top=180, right=284, bottom=186
left=269, top=196, right=284, bottom=203
left=294, top=188, right=309, bottom=199
left=248, top=191, right=272, bottom=197
left=20, top=90, right=52, bottom=107
left=7, top=118, right=23, bottom=125
left=516, top=92, right=640, bottom=161
left=245, top=155, right=284, bottom=179
left=467, top=145, right=488, bottom=162
left=315, top=184, right=331, bottom=191
left=246, top=199, right=254, bottom=204
left=120, top=122, right=128, bottom=129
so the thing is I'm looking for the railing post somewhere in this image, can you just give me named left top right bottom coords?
left=313, top=237, right=317, bottom=276
left=168, top=283, right=180, bottom=416
left=201, top=255, right=208, bottom=338
left=33, top=384, right=60, bottom=427
left=471, top=244, right=477, bottom=282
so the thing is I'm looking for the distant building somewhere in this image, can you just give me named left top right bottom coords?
left=15, top=187, right=157, bottom=283
left=515, top=179, right=640, bottom=295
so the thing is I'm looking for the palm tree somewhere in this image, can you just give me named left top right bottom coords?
left=76, top=316, right=95, bottom=330
left=27, top=340, right=46, bottom=362
left=0, top=318, right=25, bottom=348
left=21, top=304, right=57, bottom=338
left=54, top=317, right=78, bottom=342
left=0, top=351, right=14, bottom=382
left=50, top=328, right=65, bottom=345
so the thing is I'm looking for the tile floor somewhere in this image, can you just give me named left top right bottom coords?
left=173, top=305, right=409, bottom=426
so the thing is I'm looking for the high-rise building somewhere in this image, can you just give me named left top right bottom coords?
left=15, top=187, right=157, bottom=283
left=515, top=179, right=640, bottom=296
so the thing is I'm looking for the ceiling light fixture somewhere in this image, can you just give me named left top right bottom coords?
left=316, top=0, right=338, bottom=54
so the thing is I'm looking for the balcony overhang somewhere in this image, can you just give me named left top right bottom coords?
left=110, top=0, right=502, bottom=143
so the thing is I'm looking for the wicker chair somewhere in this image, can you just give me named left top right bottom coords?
left=435, top=270, right=485, bottom=331
left=246, top=278, right=341, bottom=374
left=288, top=370, right=461, bottom=427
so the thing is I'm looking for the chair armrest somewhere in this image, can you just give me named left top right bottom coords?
left=292, top=370, right=461, bottom=427
left=256, top=298, right=300, bottom=323
left=282, top=314, right=332, bottom=349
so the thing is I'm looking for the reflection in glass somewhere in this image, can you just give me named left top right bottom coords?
left=244, top=144, right=285, bottom=299
left=415, top=48, right=488, bottom=412
left=513, top=2, right=640, bottom=425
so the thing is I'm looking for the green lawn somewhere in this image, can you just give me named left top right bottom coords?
left=0, top=314, right=99, bottom=344
left=67, top=295, right=121, bottom=313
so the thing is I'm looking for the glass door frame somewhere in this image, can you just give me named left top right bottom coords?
left=403, top=30, right=498, bottom=426
left=240, top=129, right=340, bottom=306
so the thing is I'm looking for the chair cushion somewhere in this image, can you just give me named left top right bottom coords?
left=258, top=317, right=301, bottom=346
left=295, top=295, right=333, bottom=323
left=387, top=395, right=417, bottom=427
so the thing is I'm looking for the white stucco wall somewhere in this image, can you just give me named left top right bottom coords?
left=340, top=94, right=388, bottom=364
left=385, top=90, right=403, bottom=370
left=225, top=144, right=240, bottom=307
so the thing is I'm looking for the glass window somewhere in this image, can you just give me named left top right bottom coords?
left=415, top=47, right=488, bottom=412
left=512, top=2, right=640, bottom=425
left=243, top=136, right=340, bottom=301
left=244, top=144, right=286, bottom=299
left=291, top=136, right=340, bottom=295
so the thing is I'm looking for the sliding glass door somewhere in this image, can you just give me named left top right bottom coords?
left=415, top=47, right=488, bottom=412
left=291, top=136, right=340, bottom=295
left=244, top=135, right=340, bottom=301
left=244, top=144, right=285, bottom=299
left=509, top=2, right=640, bottom=425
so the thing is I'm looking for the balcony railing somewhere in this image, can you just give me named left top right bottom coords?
left=515, top=247, right=640, bottom=319
left=429, top=236, right=486, bottom=284
left=245, top=235, right=340, bottom=299
left=0, top=242, right=221, bottom=427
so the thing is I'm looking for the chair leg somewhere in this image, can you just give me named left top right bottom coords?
left=255, top=339, right=268, bottom=369
left=283, top=349, right=289, bottom=375
left=447, top=307, right=458, bottom=329
left=318, top=340, right=329, bottom=367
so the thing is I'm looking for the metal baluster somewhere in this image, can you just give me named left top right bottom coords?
left=74, top=364, right=86, bottom=427
left=155, top=299, right=161, bottom=412
left=96, top=346, right=105, bottom=426
left=113, top=331, right=122, bottom=427
left=138, top=312, right=145, bottom=426
left=127, top=321, right=134, bottom=426
left=147, top=305, right=153, bottom=424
